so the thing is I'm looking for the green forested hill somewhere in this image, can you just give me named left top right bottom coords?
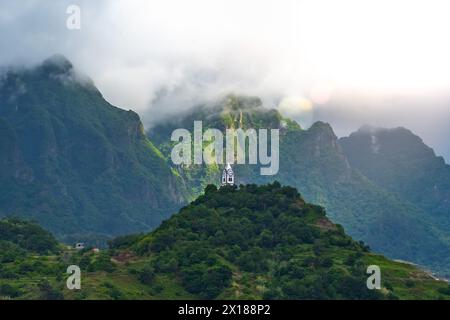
left=148, top=95, right=450, bottom=277
left=1, top=184, right=449, bottom=300
left=0, top=55, right=186, bottom=243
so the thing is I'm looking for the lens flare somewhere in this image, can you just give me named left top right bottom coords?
left=278, top=96, right=314, bottom=128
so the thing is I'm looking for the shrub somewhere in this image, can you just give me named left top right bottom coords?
left=137, top=266, right=155, bottom=285
left=38, top=280, right=64, bottom=300
left=0, top=283, right=22, bottom=298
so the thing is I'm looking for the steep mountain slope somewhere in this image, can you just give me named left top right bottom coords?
left=2, top=185, right=449, bottom=300
left=340, top=126, right=450, bottom=272
left=340, top=126, right=450, bottom=218
left=148, top=95, right=450, bottom=276
left=0, top=55, right=186, bottom=242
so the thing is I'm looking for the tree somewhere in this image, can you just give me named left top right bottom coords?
left=0, top=284, right=21, bottom=298
left=205, top=184, right=218, bottom=195
left=202, top=265, right=232, bottom=299
left=137, top=266, right=155, bottom=285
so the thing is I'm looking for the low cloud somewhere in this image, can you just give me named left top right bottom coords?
left=1, top=0, right=450, bottom=160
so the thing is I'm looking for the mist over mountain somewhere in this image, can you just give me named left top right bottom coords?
left=2, top=1, right=450, bottom=162
left=0, top=55, right=186, bottom=243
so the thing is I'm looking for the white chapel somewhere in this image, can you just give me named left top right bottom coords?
left=221, top=163, right=235, bottom=186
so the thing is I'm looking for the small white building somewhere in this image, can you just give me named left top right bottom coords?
left=74, top=242, right=85, bottom=250
left=221, top=163, right=235, bottom=186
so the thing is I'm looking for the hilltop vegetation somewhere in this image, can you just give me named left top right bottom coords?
left=122, top=182, right=385, bottom=299
left=116, top=182, right=448, bottom=299
left=1, top=184, right=449, bottom=300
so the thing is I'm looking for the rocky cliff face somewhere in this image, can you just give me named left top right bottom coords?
left=0, top=118, right=33, bottom=182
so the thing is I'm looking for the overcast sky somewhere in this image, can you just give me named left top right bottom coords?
left=1, top=0, right=450, bottom=160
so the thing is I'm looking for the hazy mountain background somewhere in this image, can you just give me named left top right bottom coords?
left=2, top=0, right=450, bottom=162
left=2, top=185, right=449, bottom=300
left=340, top=126, right=450, bottom=219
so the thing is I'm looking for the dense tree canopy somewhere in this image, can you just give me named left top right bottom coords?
left=127, top=183, right=386, bottom=299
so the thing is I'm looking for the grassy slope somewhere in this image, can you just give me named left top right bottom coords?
left=1, top=240, right=448, bottom=300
